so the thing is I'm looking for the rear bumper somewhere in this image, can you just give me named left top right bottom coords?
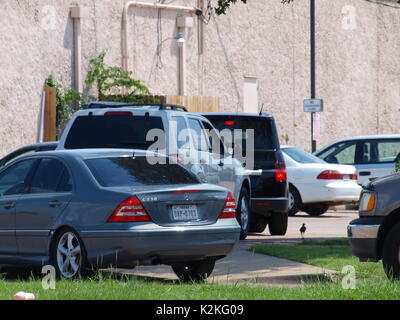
left=299, top=181, right=361, bottom=204
left=80, top=219, right=241, bottom=267
left=250, top=197, right=288, bottom=216
left=347, top=217, right=383, bottom=262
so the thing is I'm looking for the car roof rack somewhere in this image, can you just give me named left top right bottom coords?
left=82, top=101, right=188, bottom=112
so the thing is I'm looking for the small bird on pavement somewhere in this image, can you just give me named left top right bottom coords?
left=300, top=224, right=306, bottom=239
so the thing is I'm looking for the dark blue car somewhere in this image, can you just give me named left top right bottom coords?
left=0, top=149, right=240, bottom=281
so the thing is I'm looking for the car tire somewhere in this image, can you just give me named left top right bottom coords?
left=249, top=216, right=268, bottom=233
left=172, top=259, right=216, bottom=282
left=268, top=212, right=288, bottom=236
left=237, top=188, right=251, bottom=240
left=383, top=223, right=400, bottom=280
left=51, top=228, right=90, bottom=279
left=288, top=185, right=301, bottom=216
left=304, top=205, right=329, bottom=216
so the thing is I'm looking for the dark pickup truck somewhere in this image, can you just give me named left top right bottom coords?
left=201, top=113, right=289, bottom=235
left=348, top=173, right=400, bottom=279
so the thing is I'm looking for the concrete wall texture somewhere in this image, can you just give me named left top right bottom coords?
left=0, top=0, right=399, bottom=156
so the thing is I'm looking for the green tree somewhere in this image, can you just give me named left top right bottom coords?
left=46, top=51, right=157, bottom=137
left=45, top=74, right=81, bottom=134
left=214, top=0, right=294, bottom=15
left=395, top=154, right=400, bottom=173
left=85, top=51, right=153, bottom=103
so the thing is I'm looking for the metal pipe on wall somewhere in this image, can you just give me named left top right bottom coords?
left=178, top=29, right=186, bottom=96
left=122, top=1, right=198, bottom=95
left=71, top=6, right=87, bottom=93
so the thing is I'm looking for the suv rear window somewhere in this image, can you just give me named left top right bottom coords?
left=64, top=115, right=164, bottom=150
left=205, top=116, right=278, bottom=150
left=85, top=157, right=199, bottom=187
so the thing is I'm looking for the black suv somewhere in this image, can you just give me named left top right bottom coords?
left=201, top=113, right=289, bottom=235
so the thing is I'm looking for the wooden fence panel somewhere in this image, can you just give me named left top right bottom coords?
left=165, top=96, right=220, bottom=113
left=44, top=86, right=57, bottom=142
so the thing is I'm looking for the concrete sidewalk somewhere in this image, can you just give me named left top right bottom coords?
left=117, top=210, right=356, bottom=286
left=122, top=240, right=337, bottom=287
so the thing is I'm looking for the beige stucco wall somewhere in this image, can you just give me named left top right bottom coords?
left=0, top=0, right=399, bottom=156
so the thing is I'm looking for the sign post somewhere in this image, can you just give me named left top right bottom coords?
left=304, top=99, right=324, bottom=113
left=310, top=0, right=317, bottom=152
left=304, top=99, right=323, bottom=151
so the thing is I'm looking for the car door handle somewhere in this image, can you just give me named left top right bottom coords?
left=359, top=171, right=371, bottom=176
left=3, top=202, right=15, bottom=210
left=48, top=200, right=63, bottom=208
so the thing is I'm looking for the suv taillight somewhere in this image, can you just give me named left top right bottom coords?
left=317, top=170, right=344, bottom=180
left=275, top=161, right=287, bottom=183
left=108, top=196, right=151, bottom=223
left=219, top=192, right=236, bottom=219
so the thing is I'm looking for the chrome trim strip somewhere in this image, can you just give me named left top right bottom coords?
left=81, top=227, right=240, bottom=234
left=348, top=224, right=380, bottom=239
left=15, top=230, right=50, bottom=233
left=15, top=230, right=50, bottom=236
left=251, top=197, right=288, bottom=201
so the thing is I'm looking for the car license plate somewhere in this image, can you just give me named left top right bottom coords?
left=172, top=205, right=199, bottom=221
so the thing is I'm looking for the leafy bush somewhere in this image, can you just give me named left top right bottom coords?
left=45, top=75, right=81, bottom=136
left=85, top=51, right=154, bottom=104
left=45, top=51, right=156, bottom=137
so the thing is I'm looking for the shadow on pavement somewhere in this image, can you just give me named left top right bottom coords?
left=0, top=266, right=43, bottom=282
left=244, top=236, right=347, bottom=245
left=100, top=269, right=179, bottom=284
left=0, top=265, right=179, bottom=284
left=290, top=213, right=352, bottom=219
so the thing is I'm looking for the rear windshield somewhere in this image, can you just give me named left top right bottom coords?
left=283, top=147, right=326, bottom=164
left=205, top=116, right=278, bottom=150
left=85, top=157, right=199, bottom=187
left=64, top=115, right=164, bottom=150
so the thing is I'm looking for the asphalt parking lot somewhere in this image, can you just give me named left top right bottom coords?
left=125, top=209, right=358, bottom=286
left=260, top=208, right=358, bottom=241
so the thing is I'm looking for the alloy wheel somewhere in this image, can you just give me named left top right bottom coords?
left=288, top=191, right=295, bottom=210
left=240, top=197, right=249, bottom=231
left=56, top=232, right=82, bottom=278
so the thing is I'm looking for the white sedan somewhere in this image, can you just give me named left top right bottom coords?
left=282, top=146, right=362, bottom=216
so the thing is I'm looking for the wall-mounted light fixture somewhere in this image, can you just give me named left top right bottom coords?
left=176, top=32, right=186, bottom=48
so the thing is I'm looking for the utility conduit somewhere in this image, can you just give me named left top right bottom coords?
left=70, top=6, right=88, bottom=93
left=122, top=1, right=199, bottom=95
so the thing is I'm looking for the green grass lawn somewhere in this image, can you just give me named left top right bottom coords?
left=298, top=238, right=350, bottom=246
left=1, top=273, right=400, bottom=300
left=0, top=239, right=398, bottom=300
left=250, top=238, right=400, bottom=299
left=251, top=239, right=385, bottom=280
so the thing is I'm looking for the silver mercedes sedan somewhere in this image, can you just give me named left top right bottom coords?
left=0, top=149, right=240, bottom=281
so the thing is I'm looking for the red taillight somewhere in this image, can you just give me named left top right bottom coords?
left=104, top=111, right=133, bottom=116
left=317, top=170, right=344, bottom=180
left=219, top=192, right=236, bottom=219
left=107, top=196, right=151, bottom=223
left=349, top=174, right=358, bottom=180
left=225, top=121, right=235, bottom=126
left=275, top=161, right=287, bottom=183
left=169, top=154, right=184, bottom=165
